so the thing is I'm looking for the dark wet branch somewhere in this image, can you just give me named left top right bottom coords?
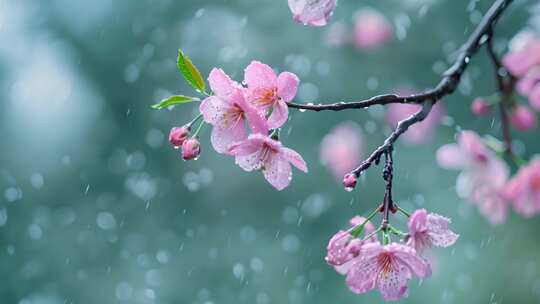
left=351, top=102, right=434, bottom=177
left=287, top=0, right=513, bottom=113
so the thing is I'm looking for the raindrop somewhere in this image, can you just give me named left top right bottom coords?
left=30, top=173, right=44, bottom=189
left=250, top=257, right=264, bottom=272
left=115, top=282, right=133, bottom=300
left=28, top=224, right=43, bottom=240
left=96, top=212, right=116, bottom=230
left=4, top=187, right=22, bottom=202
left=232, top=263, right=245, bottom=280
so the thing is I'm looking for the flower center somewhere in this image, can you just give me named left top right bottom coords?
left=377, top=253, right=394, bottom=276
left=254, top=88, right=277, bottom=107
left=224, top=104, right=244, bottom=129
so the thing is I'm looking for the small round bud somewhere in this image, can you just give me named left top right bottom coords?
left=169, top=126, right=190, bottom=148
left=471, top=98, right=491, bottom=116
left=343, top=173, right=358, bottom=192
left=510, top=105, right=537, bottom=131
left=181, top=138, right=201, bottom=160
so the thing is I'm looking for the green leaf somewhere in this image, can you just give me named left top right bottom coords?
left=177, top=49, right=206, bottom=93
left=151, top=95, right=197, bottom=109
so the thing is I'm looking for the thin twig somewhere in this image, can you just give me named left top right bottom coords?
left=351, top=101, right=434, bottom=176
left=486, top=35, right=515, bottom=155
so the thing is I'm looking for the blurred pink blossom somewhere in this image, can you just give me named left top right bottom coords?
left=505, top=157, right=540, bottom=217
left=509, top=104, right=537, bottom=131
left=436, top=131, right=510, bottom=224
left=353, top=8, right=393, bottom=50
left=503, top=31, right=540, bottom=77
left=228, top=133, right=307, bottom=190
left=320, top=122, right=364, bottom=180
left=471, top=98, right=491, bottom=116
left=288, top=0, right=337, bottom=27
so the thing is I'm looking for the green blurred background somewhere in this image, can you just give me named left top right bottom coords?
left=1, top=0, right=539, bottom=303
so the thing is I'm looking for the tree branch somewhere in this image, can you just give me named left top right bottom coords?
left=287, top=0, right=514, bottom=112
left=351, top=101, right=434, bottom=177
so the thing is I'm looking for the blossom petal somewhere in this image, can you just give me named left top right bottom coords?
left=235, top=151, right=263, bottom=172
left=210, top=121, right=247, bottom=154
left=346, top=254, right=379, bottom=294
left=228, top=138, right=264, bottom=156
left=408, top=209, right=427, bottom=235
left=236, top=97, right=269, bottom=134
left=277, top=72, right=300, bottom=102
left=426, top=213, right=459, bottom=247
left=377, top=264, right=411, bottom=301
left=280, top=146, right=308, bottom=172
left=200, top=96, right=230, bottom=128
left=263, top=154, right=292, bottom=190
left=390, top=244, right=431, bottom=278
left=529, top=84, right=540, bottom=111
left=502, top=52, right=531, bottom=77
left=436, top=143, right=466, bottom=170
left=267, top=100, right=289, bottom=129
left=334, top=258, right=355, bottom=275
left=208, top=68, right=239, bottom=101
left=244, top=61, right=277, bottom=89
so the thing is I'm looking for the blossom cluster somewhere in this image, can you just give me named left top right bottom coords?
left=471, top=31, right=540, bottom=130
left=437, top=130, right=540, bottom=224
left=169, top=61, right=308, bottom=190
left=325, top=209, right=458, bottom=301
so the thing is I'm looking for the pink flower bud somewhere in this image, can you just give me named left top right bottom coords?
left=169, top=126, right=190, bottom=148
left=181, top=138, right=201, bottom=160
left=343, top=173, right=358, bottom=192
left=471, top=98, right=491, bottom=116
left=510, top=105, right=537, bottom=131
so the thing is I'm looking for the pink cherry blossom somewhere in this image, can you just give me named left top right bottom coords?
left=227, top=133, right=307, bottom=190
left=326, top=216, right=377, bottom=275
left=407, top=209, right=459, bottom=254
left=353, top=8, right=393, bottom=50
left=181, top=138, right=201, bottom=160
left=436, top=131, right=510, bottom=224
left=200, top=68, right=268, bottom=154
left=505, top=157, right=540, bottom=217
left=471, top=98, right=491, bottom=116
left=346, top=242, right=431, bottom=301
left=386, top=102, right=445, bottom=145
left=529, top=84, right=540, bottom=111
left=288, top=0, right=337, bottom=27
left=509, top=105, right=537, bottom=131
left=320, top=121, right=363, bottom=180
left=516, top=67, right=540, bottom=96
left=244, top=61, right=299, bottom=129
left=503, top=32, right=540, bottom=77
